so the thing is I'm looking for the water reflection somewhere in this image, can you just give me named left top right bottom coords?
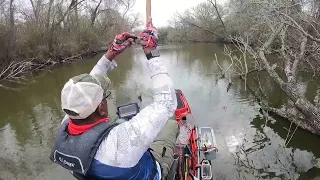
left=0, top=44, right=319, bottom=179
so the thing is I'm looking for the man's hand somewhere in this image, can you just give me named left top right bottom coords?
left=106, top=32, right=137, bottom=60
left=139, top=19, right=158, bottom=54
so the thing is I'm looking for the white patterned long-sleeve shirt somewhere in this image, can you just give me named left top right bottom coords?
left=88, top=54, right=177, bottom=178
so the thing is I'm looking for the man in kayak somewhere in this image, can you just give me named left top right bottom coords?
left=50, top=21, right=178, bottom=180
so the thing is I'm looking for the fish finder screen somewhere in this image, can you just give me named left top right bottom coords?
left=118, top=103, right=139, bottom=118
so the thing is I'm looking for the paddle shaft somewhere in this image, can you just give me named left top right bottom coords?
left=146, top=0, right=151, bottom=25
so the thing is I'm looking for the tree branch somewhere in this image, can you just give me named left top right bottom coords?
left=208, top=0, right=226, bottom=33
left=280, top=12, right=320, bottom=43
left=292, top=36, right=307, bottom=79
left=314, top=88, right=320, bottom=108
left=54, top=0, right=85, bottom=29
left=179, top=16, right=223, bottom=38
left=279, top=25, right=292, bottom=80
left=29, top=0, right=37, bottom=20
left=259, top=23, right=287, bottom=88
left=265, top=106, right=318, bottom=134
left=0, top=0, right=5, bottom=6
left=90, top=0, right=103, bottom=27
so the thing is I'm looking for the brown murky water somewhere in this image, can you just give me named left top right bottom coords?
left=0, top=44, right=319, bottom=180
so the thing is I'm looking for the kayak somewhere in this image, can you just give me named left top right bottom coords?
left=169, top=90, right=218, bottom=180
left=117, top=89, right=218, bottom=180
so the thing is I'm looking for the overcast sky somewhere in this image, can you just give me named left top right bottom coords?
left=133, top=0, right=227, bottom=27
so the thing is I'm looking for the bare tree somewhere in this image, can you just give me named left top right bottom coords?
left=89, top=0, right=103, bottom=27
left=171, top=1, right=229, bottom=42
left=8, top=0, right=15, bottom=61
left=29, top=0, right=42, bottom=21
left=0, top=0, right=141, bottom=89
left=208, top=0, right=226, bottom=33
left=47, top=0, right=85, bottom=52
left=46, top=0, right=54, bottom=29
left=0, top=0, right=5, bottom=6
left=224, top=1, right=320, bottom=135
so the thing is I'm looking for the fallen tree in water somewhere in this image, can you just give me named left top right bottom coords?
left=0, top=60, right=49, bottom=86
left=0, top=48, right=107, bottom=90
left=220, top=1, right=320, bottom=135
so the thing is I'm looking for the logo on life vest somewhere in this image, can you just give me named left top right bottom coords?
left=59, top=157, right=75, bottom=167
left=53, top=150, right=84, bottom=173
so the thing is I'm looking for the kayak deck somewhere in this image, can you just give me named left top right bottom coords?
left=173, top=90, right=200, bottom=180
left=172, top=90, right=217, bottom=180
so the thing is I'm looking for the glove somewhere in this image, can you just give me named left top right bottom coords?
left=139, top=22, right=158, bottom=49
left=109, top=32, right=137, bottom=56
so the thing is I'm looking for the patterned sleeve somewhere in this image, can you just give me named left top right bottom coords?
left=89, top=55, right=117, bottom=77
left=95, top=57, right=177, bottom=168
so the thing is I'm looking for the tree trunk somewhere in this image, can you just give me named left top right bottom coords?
left=46, top=0, right=54, bottom=53
left=29, top=0, right=41, bottom=21
left=311, top=0, right=320, bottom=22
left=90, top=0, right=102, bottom=27
left=7, top=0, right=15, bottom=62
left=48, top=28, right=54, bottom=55
left=266, top=107, right=318, bottom=134
left=54, top=0, right=82, bottom=29
left=29, top=0, right=37, bottom=21
left=208, top=0, right=226, bottom=33
left=47, top=0, right=83, bottom=54
left=75, top=0, right=78, bottom=23
left=259, top=23, right=320, bottom=135
left=294, top=98, right=320, bottom=134
left=46, top=0, right=54, bottom=29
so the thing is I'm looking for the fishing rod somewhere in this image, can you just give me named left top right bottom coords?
left=146, top=0, right=151, bottom=25
left=130, top=0, right=151, bottom=44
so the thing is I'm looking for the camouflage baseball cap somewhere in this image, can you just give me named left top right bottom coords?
left=61, top=74, right=111, bottom=119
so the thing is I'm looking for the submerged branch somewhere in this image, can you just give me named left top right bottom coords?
left=0, top=50, right=97, bottom=89
left=264, top=106, right=318, bottom=135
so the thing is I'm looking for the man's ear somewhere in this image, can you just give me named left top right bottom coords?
left=97, top=104, right=104, bottom=116
left=97, top=101, right=108, bottom=117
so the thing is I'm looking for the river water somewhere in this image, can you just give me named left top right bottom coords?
left=0, top=44, right=319, bottom=180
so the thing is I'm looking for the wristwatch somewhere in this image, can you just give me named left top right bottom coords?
left=146, top=49, right=160, bottom=60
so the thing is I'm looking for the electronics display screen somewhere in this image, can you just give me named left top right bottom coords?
left=117, top=103, right=139, bottom=119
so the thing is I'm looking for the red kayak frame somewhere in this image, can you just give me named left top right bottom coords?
left=174, top=90, right=200, bottom=180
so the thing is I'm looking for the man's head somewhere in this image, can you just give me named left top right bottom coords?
left=61, top=74, right=111, bottom=122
